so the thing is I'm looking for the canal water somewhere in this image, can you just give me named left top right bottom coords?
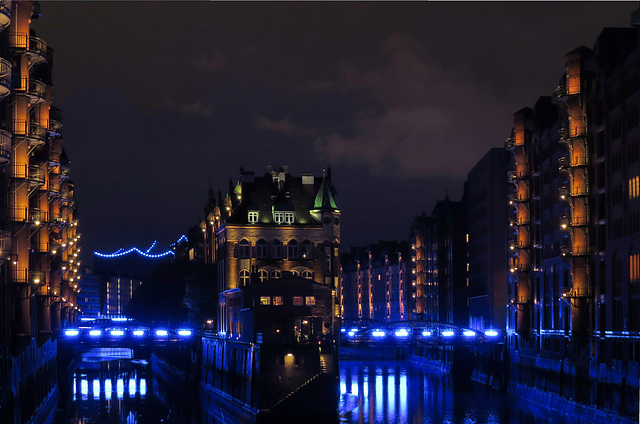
left=53, top=350, right=573, bottom=423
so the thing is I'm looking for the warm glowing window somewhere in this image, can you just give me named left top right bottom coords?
left=238, top=239, right=250, bottom=258
left=240, top=269, right=250, bottom=285
left=302, top=270, right=313, bottom=280
left=273, top=296, right=283, bottom=305
left=631, top=254, right=640, bottom=283
left=284, top=212, right=294, bottom=224
left=258, top=269, right=269, bottom=282
left=271, top=240, right=282, bottom=258
left=274, top=211, right=284, bottom=224
left=630, top=176, right=640, bottom=199
left=305, top=296, right=315, bottom=306
left=288, top=240, right=299, bottom=259
left=293, top=296, right=304, bottom=306
left=260, top=296, right=271, bottom=305
left=256, top=239, right=268, bottom=258
left=271, top=270, right=281, bottom=279
left=248, top=211, right=258, bottom=223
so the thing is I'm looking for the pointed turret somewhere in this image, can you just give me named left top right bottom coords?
left=311, top=170, right=339, bottom=213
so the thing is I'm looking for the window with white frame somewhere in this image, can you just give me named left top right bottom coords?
left=271, top=269, right=281, bottom=279
left=274, top=211, right=284, bottom=224
left=256, top=239, right=268, bottom=258
left=284, top=212, right=294, bottom=224
left=240, top=269, right=250, bottom=285
left=258, top=269, right=269, bottom=282
left=248, top=211, right=259, bottom=223
left=302, top=270, right=313, bottom=280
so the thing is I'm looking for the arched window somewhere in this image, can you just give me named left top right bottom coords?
left=302, top=270, right=314, bottom=280
left=288, top=239, right=299, bottom=259
left=256, top=239, right=268, bottom=259
left=291, top=270, right=300, bottom=276
left=258, top=269, right=269, bottom=283
left=240, top=269, right=250, bottom=286
left=238, top=239, right=250, bottom=258
left=271, top=239, right=282, bottom=258
left=301, top=240, right=313, bottom=259
left=270, top=269, right=281, bottom=279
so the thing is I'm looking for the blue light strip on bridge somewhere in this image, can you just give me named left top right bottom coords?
left=94, top=247, right=175, bottom=259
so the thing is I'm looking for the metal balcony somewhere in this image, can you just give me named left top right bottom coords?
left=505, top=137, right=515, bottom=149
left=30, top=270, right=46, bottom=284
left=27, top=78, right=46, bottom=104
left=560, top=217, right=570, bottom=230
left=29, top=208, right=48, bottom=224
left=27, top=36, right=47, bottom=67
left=10, top=162, right=27, bottom=179
left=559, top=187, right=569, bottom=201
left=10, top=206, right=27, bottom=222
left=48, top=178, right=60, bottom=195
left=49, top=119, right=62, bottom=134
left=36, top=239, right=49, bottom=254
left=0, top=57, right=10, bottom=100
left=561, top=245, right=589, bottom=257
left=28, top=165, right=46, bottom=186
left=0, top=129, right=10, bottom=166
left=572, top=215, right=589, bottom=227
left=12, top=120, right=46, bottom=148
left=0, top=230, right=10, bottom=262
left=0, top=1, right=10, bottom=32
left=572, top=155, right=588, bottom=167
left=11, top=267, right=28, bottom=284
left=558, top=156, right=570, bottom=170
left=571, top=184, right=589, bottom=197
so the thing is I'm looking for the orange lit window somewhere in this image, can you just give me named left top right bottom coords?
left=293, top=296, right=303, bottom=306
left=260, top=296, right=271, bottom=305
left=273, top=296, right=283, bottom=305
left=631, top=254, right=640, bottom=283
left=630, top=176, right=640, bottom=199
left=305, top=296, right=315, bottom=306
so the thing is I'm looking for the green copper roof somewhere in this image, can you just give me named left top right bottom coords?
left=312, top=175, right=339, bottom=211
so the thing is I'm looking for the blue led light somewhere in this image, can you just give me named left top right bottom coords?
left=372, top=330, right=385, bottom=338
left=145, top=241, right=158, bottom=253
left=463, top=330, right=476, bottom=337
left=133, top=330, right=145, bottom=336
left=347, top=331, right=355, bottom=337
left=485, top=330, right=499, bottom=337
left=89, top=330, right=102, bottom=337
left=176, top=235, right=188, bottom=244
left=394, top=329, right=409, bottom=338
left=422, top=330, right=432, bottom=337
left=110, top=330, right=125, bottom=337
left=94, top=247, right=175, bottom=259
left=155, top=330, right=168, bottom=337
left=441, top=330, right=455, bottom=337
left=65, top=329, right=79, bottom=336
left=177, top=329, right=192, bottom=337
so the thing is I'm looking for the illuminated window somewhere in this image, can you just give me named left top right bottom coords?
left=284, top=212, right=294, bottom=224
left=271, top=239, right=282, bottom=258
left=271, top=270, right=281, bottom=279
left=630, top=176, right=640, bottom=199
left=293, top=296, right=303, bottom=305
left=305, top=296, right=315, bottom=306
left=256, top=239, right=267, bottom=258
left=274, top=211, right=284, bottom=224
left=302, top=270, right=313, bottom=280
left=260, top=296, right=271, bottom=305
left=273, top=296, right=283, bottom=305
left=631, top=254, right=640, bottom=283
left=288, top=239, right=299, bottom=259
left=258, top=269, right=269, bottom=282
left=240, top=269, right=250, bottom=285
left=238, top=239, right=250, bottom=258
left=248, top=211, right=258, bottom=224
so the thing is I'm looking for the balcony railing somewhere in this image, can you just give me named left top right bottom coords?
left=49, top=119, right=62, bottom=134
left=0, top=1, right=10, bottom=32
left=558, top=156, right=570, bottom=170
left=12, top=120, right=46, bottom=145
left=559, top=187, right=569, bottom=201
left=10, top=162, right=27, bottom=179
left=572, top=215, right=589, bottom=226
left=505, top=137, right=515, bottom=149
left=28, top=36, right=47, bottom=62
left=571, top=184, right=589, bottom=197
left=28, top=78, right=46, bottom=104
left=572, top=155, right=588, bottom=167
left=561, top=245, right=589, bottom=257
left=9, top=32, right=28, bottom=50
left=0, top=230, right=10, bottom=261
left=0, top=129, right=10, bottom=165
left=30, top=270, right=46, bottom=284
left=28, top=165, right=46, bottom=185
left=12, top=267, right=28, bottom=284
left=0, top=57, right=10, bottom=99
left=29, top=208, right=48, bottom=224
left=10, top=207, right=27, bottom=222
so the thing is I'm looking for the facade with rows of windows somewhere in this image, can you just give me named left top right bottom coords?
left=201, top=165, right=341, bottom=343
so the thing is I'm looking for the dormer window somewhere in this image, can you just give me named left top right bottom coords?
left=284, top=212, right=294, bottom=224
left=248, top=211, right=259, bottom=224
left=274, top=211, right=284, bottom=224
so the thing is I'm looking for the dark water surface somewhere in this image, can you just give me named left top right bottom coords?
left=54, top=350, right=572, bottom=424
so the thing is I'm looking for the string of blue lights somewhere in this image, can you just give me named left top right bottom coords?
left=94, top=235, right=188, bottom=259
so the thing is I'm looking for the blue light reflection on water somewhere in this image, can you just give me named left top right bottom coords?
left=339, top=360, right=573, bottom=424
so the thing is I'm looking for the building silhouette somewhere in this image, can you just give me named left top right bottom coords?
left=340, top=240, right=410, bottom=327
left=0, top=1, right=81, bottom=422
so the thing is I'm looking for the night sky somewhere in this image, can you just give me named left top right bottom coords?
left=32, top=2, right=634, bottom=261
